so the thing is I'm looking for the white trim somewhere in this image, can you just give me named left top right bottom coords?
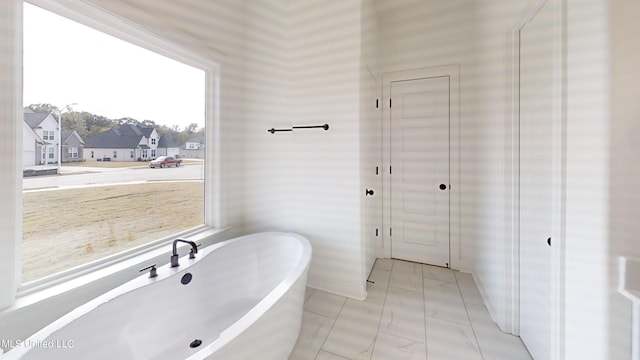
left=28, top=0, right=225, bottom=67
left=10, top=0, right=224, bottom=298
left=503, top=24, right=521, bottom=335
left=0, top=0, right=23, bottom=309
left=506, top=0, right=566, bottom=358
left=381, top=65, right=461, bottom=270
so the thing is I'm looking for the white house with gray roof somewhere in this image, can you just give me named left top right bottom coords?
left=83, top=124, right=160, bottom=162
left=23, top=112, right=59, bottom=166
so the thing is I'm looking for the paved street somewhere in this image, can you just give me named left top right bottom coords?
left=23, top=161, right=204, bottom=191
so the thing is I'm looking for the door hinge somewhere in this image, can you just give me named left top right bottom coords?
left=376, top=99, right=379, bottom=108
left=389, top=98, right=392, bottom=108
left=389, top=228, right=392, bottom=237
left=390, top=166, right=392, bottom=174
left=376, top=166, right=379, bottom=175
left=375, top=228, right=379, bottom=237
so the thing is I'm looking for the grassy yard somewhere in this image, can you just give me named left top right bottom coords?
left=22, top=181, right=204, bottom=283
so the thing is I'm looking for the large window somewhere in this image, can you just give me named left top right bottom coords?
left=21, top=2, right=213, bottom=285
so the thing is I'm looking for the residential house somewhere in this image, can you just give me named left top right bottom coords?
left=23, top=112, right=59, bottom=165
left=61, top=130, right=85, bottom=163
left=157, top=135, right=179, bottom=158
left=83, top=124, right=159, bottom=162
left=180, top=136, right=204, bottom=159
left=22, top=120, right=46, bottom=167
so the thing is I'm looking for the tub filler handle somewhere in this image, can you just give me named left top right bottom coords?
left=189, top=243, right=202, bottom=259
left=139, top=264, right=157, bottom=278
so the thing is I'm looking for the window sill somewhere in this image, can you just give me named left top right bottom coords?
left=3, top=226, right=235, bottom=314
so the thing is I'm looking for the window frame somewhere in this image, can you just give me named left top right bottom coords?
left=8, top=0, right=224, bottom=297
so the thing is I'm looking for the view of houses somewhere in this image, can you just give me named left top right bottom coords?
left=22, top=109, right=205, bottom=168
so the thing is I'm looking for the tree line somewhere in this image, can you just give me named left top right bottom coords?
left=25, top=103, right=204, bottom=146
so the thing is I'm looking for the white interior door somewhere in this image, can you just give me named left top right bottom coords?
left=519, top=1, right=555, bottom=358
left=389, top=76, right=450, bottom=267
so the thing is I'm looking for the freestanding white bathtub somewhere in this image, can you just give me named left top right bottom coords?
left=3, top=232, right=312, bottom=360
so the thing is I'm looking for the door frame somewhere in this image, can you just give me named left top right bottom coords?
left=381, top=65, right=461, bottom=269
left=505, top=0, right=565, bottom=357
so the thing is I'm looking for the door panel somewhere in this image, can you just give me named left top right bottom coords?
left=520, top=1, right=555, bottom=358
left=390, top=76, right=450, bottom=266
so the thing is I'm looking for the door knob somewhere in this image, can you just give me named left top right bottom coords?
left=365, top=189, right=374, bottom=196
left=439, top=184, right=447, bottom=190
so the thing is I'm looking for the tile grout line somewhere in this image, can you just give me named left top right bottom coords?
left=375, top=262, right=431, bottom=348
left=454, top=273, right=486, bottom=360
left=313, top=294, right=347, bottom=360
left=314, top=259, right=391, bottom=360
left=422, top=265, right=430, bottom=360
left=367, top=260, right=393, bottom=360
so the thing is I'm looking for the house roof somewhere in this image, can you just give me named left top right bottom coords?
left=62, top=130, right=85, bottom=145
left=85, top=129, right=142, bottom=149
left=24, top=112, right=53, bottom=128
left=85, top=124, right=155, bottom=149
left=140, top=127, right=155, bottom=137
left=158, top=135, right=177, bottom=148
left=112, top=124, right=154, bottom=137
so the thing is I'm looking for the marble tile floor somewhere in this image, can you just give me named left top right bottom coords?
left=289, top=259, right=532, bottom=360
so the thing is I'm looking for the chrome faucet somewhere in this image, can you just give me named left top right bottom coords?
left=171, top=239, right=199, bottom=267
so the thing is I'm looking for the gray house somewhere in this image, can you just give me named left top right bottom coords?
left=157, top=135, right=179, bottom=158
left=61, top=130, right=85, bottom=163
left=83, top=124, right=160, bottom=162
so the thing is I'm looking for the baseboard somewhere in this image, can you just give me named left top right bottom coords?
left=472, top=271, right=500, bottom=327
left=306, top=275, right=367, bottom=301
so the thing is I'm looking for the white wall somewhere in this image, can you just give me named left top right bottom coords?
left=286, top=0, right=366, bottom=298
left=241, top=0, right=292, bottom=235
left=564, top=1, right=610, bottom=358
left=473, top=0, right=528, bottom=333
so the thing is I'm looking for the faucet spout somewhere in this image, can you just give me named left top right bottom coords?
left=171, top=239, right=198, bottom=268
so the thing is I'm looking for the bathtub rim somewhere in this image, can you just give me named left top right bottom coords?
left=2, top=231, right=312, bottom=360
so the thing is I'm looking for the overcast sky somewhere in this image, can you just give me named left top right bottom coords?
left=23, top=3, right=205, bottom=130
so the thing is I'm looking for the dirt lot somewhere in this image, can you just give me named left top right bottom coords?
left=22, top=181, right=204, bottom=283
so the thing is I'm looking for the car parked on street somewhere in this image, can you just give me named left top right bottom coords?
left=149, top=156, right=182, bottom=168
